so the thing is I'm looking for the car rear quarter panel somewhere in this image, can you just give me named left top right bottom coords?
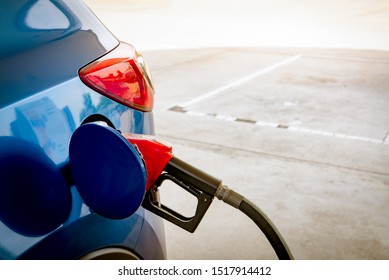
left=0, top=0, right=162, bottom=259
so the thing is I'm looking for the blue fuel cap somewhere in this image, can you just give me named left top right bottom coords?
left=69, top=123, right=147, bottom=219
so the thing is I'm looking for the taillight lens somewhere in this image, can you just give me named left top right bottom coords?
left=79, top=43, right=154, bottom=112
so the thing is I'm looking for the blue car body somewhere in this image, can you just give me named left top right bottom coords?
left=0, top=0, right=166, bottom=259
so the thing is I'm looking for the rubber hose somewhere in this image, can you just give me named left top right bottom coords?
left=238, top=198, right=294, bottom=260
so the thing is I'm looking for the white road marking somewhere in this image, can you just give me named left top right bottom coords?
left=167, top=52, right=387, bottom=145
left=173, top=109, right=388, bottom=145
left=178, top=54, right=302, bottom=108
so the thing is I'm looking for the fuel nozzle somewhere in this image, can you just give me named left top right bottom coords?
left=69, top=122, right=293, bottom=260
left=125, top=133, right=293, bottom=260
left=123, top=133, right=222, bottom=233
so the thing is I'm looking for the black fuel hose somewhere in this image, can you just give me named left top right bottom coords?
left=238, top=198, right=293, bottom=260
left=216, top=185, right=294, bottom=260
left=159, top=157, right=293, bottom=259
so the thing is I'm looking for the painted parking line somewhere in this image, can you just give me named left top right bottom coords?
left=175, top=54, right=302, bottom=109
left=167, top=53, right=388, bottom=145
left=168, top=106, right=388, bottom=145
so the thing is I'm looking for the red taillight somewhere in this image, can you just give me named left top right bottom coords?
left=79, top=43, right=154, bottom=112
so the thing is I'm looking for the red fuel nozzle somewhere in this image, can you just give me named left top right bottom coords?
left=123, top=133, right=221, bottom=233
left=123, top=133, right=174, bottom=191
left=124, top=133, right=222, bottom=196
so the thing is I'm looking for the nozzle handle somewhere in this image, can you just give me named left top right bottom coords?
left=142, top=156, right=222, bottom=233
left=142, top=173, right=213, bottom=233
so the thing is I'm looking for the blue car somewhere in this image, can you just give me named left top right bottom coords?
left=0, top=0, right=166, bottom=260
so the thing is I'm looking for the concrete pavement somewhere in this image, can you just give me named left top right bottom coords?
left=146, top=47, right=389, bottom=259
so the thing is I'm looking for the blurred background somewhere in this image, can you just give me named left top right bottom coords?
left=84, top=0, right=389, bottom=259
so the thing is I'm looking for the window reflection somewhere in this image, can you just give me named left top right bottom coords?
left=25, top=0, right=71, bottom=30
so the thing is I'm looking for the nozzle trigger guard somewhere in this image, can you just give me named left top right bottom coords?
left=142, top=173, right=213, bottom=233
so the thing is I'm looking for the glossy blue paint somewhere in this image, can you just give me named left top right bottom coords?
left=0, top=0, right=165, bottom=260
left=0, top=136, right=72, bottom=237
left=18, top=210, right=146, bottom=260
left=18, top=208, right=166, bottom=260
